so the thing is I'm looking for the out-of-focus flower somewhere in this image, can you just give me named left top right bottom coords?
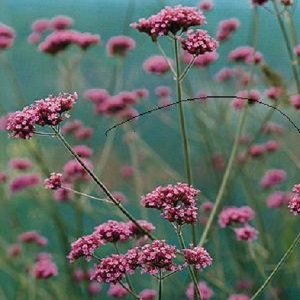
left=107, top=283, right=129, bottom=298
left=218, top=206, right=255, bottom=228
left=232, top=90, right=261, bottom=110
left=88, top=281, right=102, bottom=295
left=9, top=158, right=33, bottom=171
left=31, top=19, right=50, bottom=33
left=9, top=174, right=40, bottom=193
left=143, top=55, right=172, bottom=75
left=50, top=15, right=74, bottom=30
left=290, top=94, right=300, bottom=109
left=264, top=87, right=283, bottom=100
left=139, top=289, right=156, bottom=300
left=186, top=281, right=214, bottom=300
left=259, top=169, right=287, bottom=189
left=30, top=253, right=58, bottom=279
left=18, top=231, right=47, bottom=246
left=0, top=23, right=15, bottom=50
left=227, top=294, right=251, bottom=300
left=199, top=0, right=214, bottom=11
left=229, top=46, right=263, bottom=64
left=234, top=225, right=258, bottom=241
left=216, top=18, right=240, bottom=42
left=182, top=50, right=218, bottom=67
left=106, top=35, right=135, bottom=57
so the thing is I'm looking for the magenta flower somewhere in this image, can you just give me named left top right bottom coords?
left=9, top=174, right=40, bottom=193
left=232, top=90, right=261, bottom=110
left=88, top=281, right=102, bottom=295
left=139, top=289, right=156, bottom=300
left=31, top=19, right=50, bottom=33
left=216, top=18, right=240, bottom=42
left=290, top=94, right=300, bottom=109
left=259, top=169, right=287, bottom=189
left=50, top=15, right=74, bottom=30
left=264, top=140, right=280, bottom=152
left=94, top=220, right=133, bottom=243
left=182, top=246, right=213, bottom=270
left=91, top=254, right=131, bottom=284
left=67, top=234, right=103, bottom=262
left=30, top=253, right=58, bottom=279
left=63, top=159, right=93, bottom=181
left=234, top=225, right=258, bottom=242
left=288, top=183, right=300, bottom=215
left=182, top=50, right=218, bottom=67
left=7, top=93, right=77, bottom=139
left=106, top=35, right=136, bottom=57
left=7, top=244, right=22, bottom=257
left=218, top=206, right=256, bottom=228
left=84, top=89, right=110, bottom=104
left=262, top=122, right=284, bottom=135
left=9, top=158, right=33, bottom=171
left=252, top=0, right=268, bottom=5
left=229, top=46, right=263, bottom=65
left=138, top=240, right=178, bottom=275
left=107, top=283, right=129, bottom=298
left=264, top=86, right=283, bottom=100
left=214, top=67, right=237, bottom=82
left=0, top=23, right=15, bottom=50
left=186, top=281, right=214, bottom=300
left=143, top=55, right=172, bottom=75
left=44, top=172, right=63, bottom=190
left=248, top=144, right=266, bottom=157
left=267, top=191, right=291, bottom=208
left=199, top=0, right=214, bottom=11
left=127, top=220, right=155, bottom=238
left=180, top=29, right=218, bottom=56
left=141, top=182, right=199, bottom=225
left=131, top=5, right=206, bottom=41
left=294, top=45, right=300, bottom=57
left=73, top=145, right=93, bottom=158
left=18, top=231, right=47, bottom=247
left=281, top=0, right=293, bottom=5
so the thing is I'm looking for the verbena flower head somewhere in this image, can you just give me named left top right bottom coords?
left=232, top=90, right=261, bottom=110
left=139, top=289, right=156, bottom=300
left=252, top=0, right=268, bottom=5
left=186, top=281, right=214, bottom=300
left=182, top=51, right=219, bottom=67
left=266, top=191, right=291, bottom=208
left=44, top=172, right=63, bottom=190
left=141, top=182, right=199, bottom=224
left=88, top=282, right=102, bottom=295
left=67, top=234, right=104, bottom=262
left=50, top=15, right=74, bottom=30
left=288, top=183, right=300, bottom=215
left=216, top=18, right=240, bottom=42
left=229, top=46, right=263, bottom=65
left=143, top=55, right=172, bottom=75
left=182, top=245, right=213, bottom=270
left=91, top=254, right=131, bottom=284
left=94, top=220, right=133, bottom=243
left=30, top=252, right=58, bottom=279
left=199, top=0, right=214, bottom=11
left=127, top=220, right=155, bottom=238
left=107, top=283, right=129, bottom=298
left=131, top=5, right=206, bottom=41
left=31, top=19, right=50, bottom=33
left=138, top=240, right=178, bottom=274
left=290, top=94, right=300, bottom=109
left=7, top=93, right=78, bottom=139
left=9, top=158, right=33, bottom=171
left=234, top=225, right=258, bottom=241
left=9, top=174, right=40, bottom=193
left=106, top=35, right=136, bottom=57
left=0, top=23, right=15, bottom=50
left=218, top=206, right=255, bottom=228
left=180, top=29, right=218, bottom=56
left=18, top=231, right=47, bottom=246
left=259, top=169, right=287, bottom=189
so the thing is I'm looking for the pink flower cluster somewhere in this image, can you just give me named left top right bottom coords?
left=28, top=15, right=100, bottom=54
left=216, top=18, right=240, bottom=42
left=18, top=231, right=48, bottom=247
left=266, top=191, right=292, bottom=208
left=141, top=182, right=200, bottom=224
left=9, top=158, right=32, bottom=170
left=44, top=172, right=63, bottom=190
left=30, top=253, right=58, bottom=279
left=106, top=35, right=136, bottom=57
left=182, top=246, right=213, bottom=270
left=68, top=220, right=155, bottom=262
left=186, top=281, right=214, bottom=300
left=229, top=46, right=263, bottom=65
left=62, top=119, right=93, bottom=140
left=180, top=29, right=218, bottom=56
left=290, top=94, right=300, bottom=109
left=39, top=30, right=100, bottom=55
left=143, top=55, right=172, bottom=75
left=131, top=5, right=206, bottom=41
left=7, top=93, right=78, bottom=139
left=218, top=206, right=255, bottom=228
left=214, top=67, right=237, bottom=82
left=252, top=0, right=268, bottom=5
left=9, top=174, right=40, bottom=193
left=288, top=183, right=300, bottom=215
left=259, top=169, right=287, bottom=189
left=0, top=23, right=15, bottom=50
left=265, top=86, right=283, bottom=100
left=84, top=88, right=146, bottom=118
left=234, top=225, right=258, bottom=241
left=227, top=294, right=250, bottom=300
left=231, top=90, right=261, bottom=110
left=199, top=0, right=214, bottom=11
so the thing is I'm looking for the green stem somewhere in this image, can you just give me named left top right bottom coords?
left=158, top=269, right=163, bottom=300
left=272, top=0, right=300, bottom=93
left=198, top=106, right=248, bottom=247
left=251, top=229, right=300, bottom=300
left=51, top=126, right=155, bottom=240
left=177, top=226, right=202, bottom=300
